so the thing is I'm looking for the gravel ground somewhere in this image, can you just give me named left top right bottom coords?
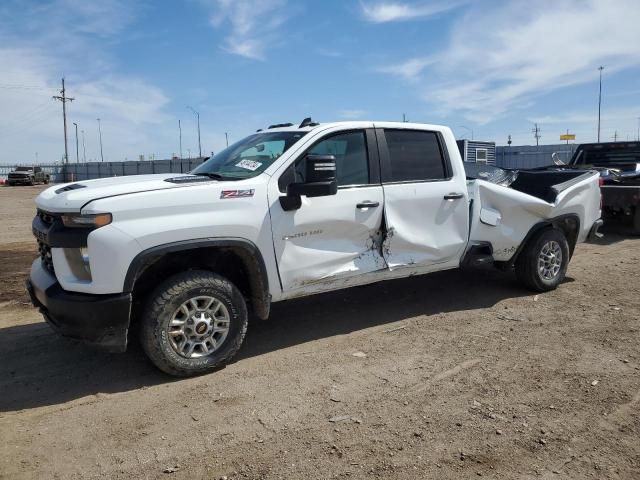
left=0, top=184, right=638, bottom=479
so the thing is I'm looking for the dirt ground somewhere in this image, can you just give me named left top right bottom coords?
left=0, top=184, right=638, bottom=480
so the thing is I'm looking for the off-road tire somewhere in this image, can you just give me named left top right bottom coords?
left=140, top=270, right=248, bottom=377
left=43, top=177, right=49, bottom=184
left=515, top=228, right=569, bottom=292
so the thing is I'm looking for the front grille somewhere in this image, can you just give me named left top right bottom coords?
left=37, top=209, right=56, bottom=226
left=38, top=240, right=55, bottom=274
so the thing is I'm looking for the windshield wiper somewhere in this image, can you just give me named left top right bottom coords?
left=194, top=172, right=244, bottom=181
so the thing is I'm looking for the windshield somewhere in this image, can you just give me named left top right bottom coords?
left=15, top=167, right=32, bottom=171
left=191, top=131, right=308, bottom=180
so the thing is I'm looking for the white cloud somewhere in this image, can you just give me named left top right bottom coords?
left=208, top=0, right=293, bottom=60
left=360, top=0, right=465, bottom=23
left=376, top=0, right=640, bottom=125
left=376, top=56, right=435, bottom=81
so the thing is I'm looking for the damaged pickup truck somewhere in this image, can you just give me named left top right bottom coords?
left=27, top=120, right=603, bottom=376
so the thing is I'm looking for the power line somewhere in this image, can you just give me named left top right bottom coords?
left=52, top=77, right=74, bottom=165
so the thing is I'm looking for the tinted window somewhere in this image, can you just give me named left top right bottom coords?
left=384, top=130, right=447, bottom=182
left=279, top=130, right=369, bottom=191
left=309, top=131, right=369, bottom=186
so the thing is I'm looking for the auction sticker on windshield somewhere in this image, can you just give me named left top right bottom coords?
left=235, top=159, right=262, bottom=171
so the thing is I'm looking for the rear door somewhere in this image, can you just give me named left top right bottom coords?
left=269, top=128, right=386, bottom=295
left=377, top=126, right=469, bottom=270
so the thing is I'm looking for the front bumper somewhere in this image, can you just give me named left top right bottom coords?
left=26, top=259, right=131, bottom=352
left=8, top=176, right=32, bottom=184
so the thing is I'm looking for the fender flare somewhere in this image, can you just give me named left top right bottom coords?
left=503, top=213, right=581, bottom=268
left=123, top=237, right=271, bottom=319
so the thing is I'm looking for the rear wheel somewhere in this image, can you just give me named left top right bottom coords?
left=515, top=228, right=569, bottom=292
left=140, top=270, right=248, bottom=377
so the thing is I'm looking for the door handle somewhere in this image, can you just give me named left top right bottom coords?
left=356, top=201, right=380, bottom=209
left=444, top=193, right=464, bottom=201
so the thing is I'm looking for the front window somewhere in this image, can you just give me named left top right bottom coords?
left=192, top=131, right=307, bottom=180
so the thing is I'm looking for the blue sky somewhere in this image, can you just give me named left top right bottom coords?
left=1, top=0, right=640, bottom=164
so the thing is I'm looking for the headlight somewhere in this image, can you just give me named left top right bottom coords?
left=61, top=213, right=112, bottom=228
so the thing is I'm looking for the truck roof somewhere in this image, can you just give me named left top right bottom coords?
left=261, top=120, right=449, bottom=133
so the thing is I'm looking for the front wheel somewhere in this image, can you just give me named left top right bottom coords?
left=515, top=228, right=569, bottom=292
left=140, top=270, right=248, bottom=377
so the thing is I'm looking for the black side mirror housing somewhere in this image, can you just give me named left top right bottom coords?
left=280, top=154, right=338, bottom=211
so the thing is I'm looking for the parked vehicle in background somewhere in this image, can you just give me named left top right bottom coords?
left=7, top=166, right=50, bottom=186
left=566, top=142, right=640, bottom=234
left=27, top=120, right=602, bottom=377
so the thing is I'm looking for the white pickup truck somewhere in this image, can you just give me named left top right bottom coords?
left=27, top=120, right=603, bottom=376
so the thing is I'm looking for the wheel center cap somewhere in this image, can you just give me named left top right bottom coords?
left=195, top=321, right=208, bottom=335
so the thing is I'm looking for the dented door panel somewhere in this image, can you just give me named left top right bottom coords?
left=270, top=185, right=386, bottom=295
left=381, top=181, right=469, bottom=270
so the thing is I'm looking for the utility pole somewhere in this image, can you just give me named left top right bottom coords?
left=81, top=130, right=87, bottom=162
left=637, top=117, right=640, bottom=141
left=612, top=131, right=618, bottom=142
left=73, top=122, right=79, bottom=163
left=597, top=66, right=604, bottom=142
left=402, top=113, right=406, bottom=123
left=52, top=77, right=74, bottom=164
left=532, top=123, right=541, bottom=146
left=178, top=119, right=183, bottom=159
left=97, top=118, right=104, bottom=162
left=507, top=134, right=512, bottom=146
left=187, top=148, right=191, bottom=159
left=186, top=105, right=202, bottom=158
left=225, top=132, right=229, bottom=147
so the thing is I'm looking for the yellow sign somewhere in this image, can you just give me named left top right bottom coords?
left=560, top=134, right=576, bottom=141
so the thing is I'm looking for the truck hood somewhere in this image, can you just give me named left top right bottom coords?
left=36, top=174, right=216, bottom=212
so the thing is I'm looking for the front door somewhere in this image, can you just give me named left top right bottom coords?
left=269, top=128, right=386, bottom=295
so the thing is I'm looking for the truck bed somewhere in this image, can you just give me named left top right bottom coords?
left=465, top=165, right=601, bottom=262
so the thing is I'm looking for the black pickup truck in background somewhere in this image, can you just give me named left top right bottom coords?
left=7, top=166, right=50, bottom=186
left=567, top=142, right=640, bottom=235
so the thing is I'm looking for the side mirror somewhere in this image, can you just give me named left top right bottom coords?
left=280, top=154, right=338, bottom=211
left=552, top=152, right=565, bottom=166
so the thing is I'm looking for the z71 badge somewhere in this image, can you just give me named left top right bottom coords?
left=220, top=189, right=255, bottom=199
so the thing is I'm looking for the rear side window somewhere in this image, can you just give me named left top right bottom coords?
left=384, top=130, right=448, bottom=182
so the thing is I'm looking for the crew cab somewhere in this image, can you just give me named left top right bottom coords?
left=27, top=121, right=602, bottom=376
left=563, top=142, right=640, bottom=234
left=8, top=166, right=50, bottom=186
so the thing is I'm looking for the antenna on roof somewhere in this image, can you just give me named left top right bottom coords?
left=299, top=117, right=319, bottom=128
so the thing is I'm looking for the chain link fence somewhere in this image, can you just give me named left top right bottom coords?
left=1, top=158, right=206, bottom=183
